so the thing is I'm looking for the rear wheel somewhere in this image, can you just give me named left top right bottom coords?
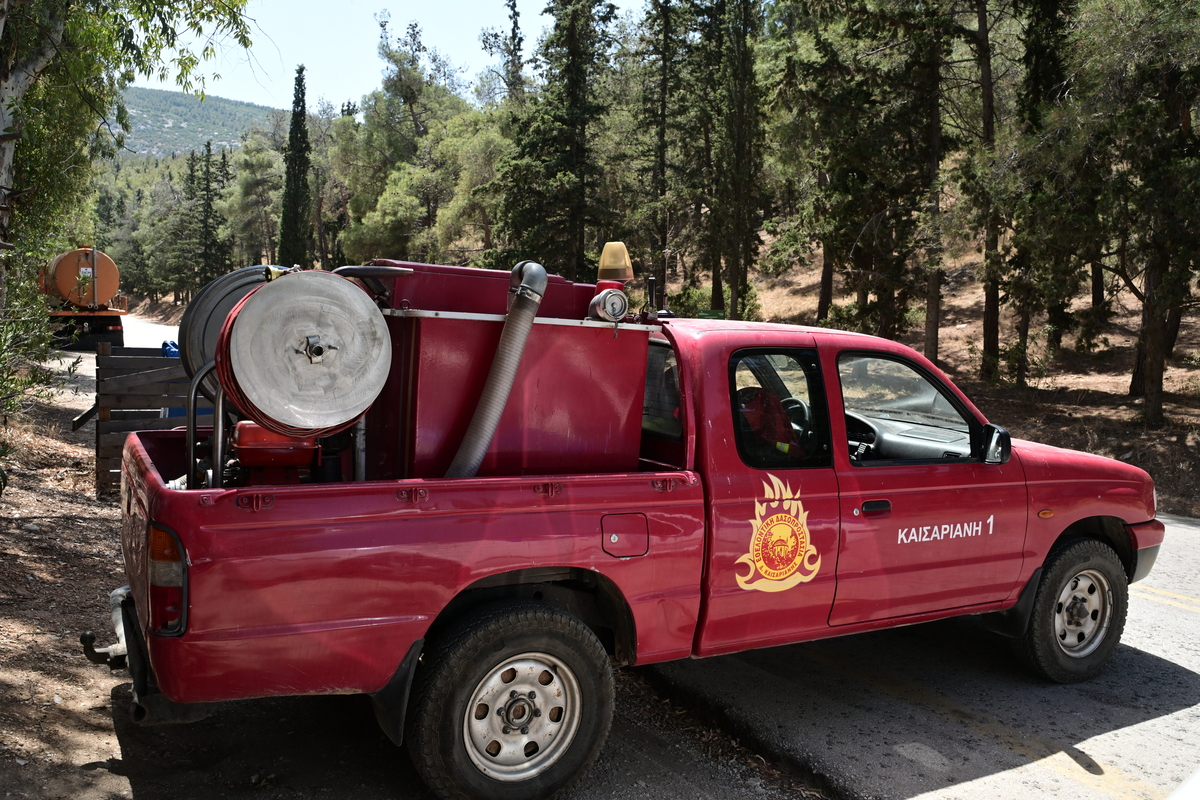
left=1016, top=539, right=1128, bottom=683
left=406, top=602, right=614, bottom=800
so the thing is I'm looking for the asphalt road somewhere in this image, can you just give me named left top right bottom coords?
left=650, top=514, right=1200, bottom=800
left=97, top=670, right=813, bottom=800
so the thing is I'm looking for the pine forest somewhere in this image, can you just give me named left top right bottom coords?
left=4, top=0, right=1200, bottom=432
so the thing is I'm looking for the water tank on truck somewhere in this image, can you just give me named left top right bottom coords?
left=39, top=247, right=128, bottom=349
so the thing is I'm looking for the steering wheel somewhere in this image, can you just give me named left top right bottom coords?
left=780, top=397, right=810, bottom=440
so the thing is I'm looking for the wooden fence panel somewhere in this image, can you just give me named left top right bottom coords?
left=94, top=343, right=203, bottom=494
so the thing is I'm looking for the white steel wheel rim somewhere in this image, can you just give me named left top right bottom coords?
left=463, top=652, right=582, bottom=781
left=1053, top=568, right=1113, bottom=658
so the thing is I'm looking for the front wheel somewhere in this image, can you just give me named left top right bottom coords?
left=406, top=602, right=614, bottom=800
left=1016, top=539, right=1128, bottom=683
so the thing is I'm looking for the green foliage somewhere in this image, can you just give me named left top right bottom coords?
left=220, top=134, right=284, bottom=266
left=998, top=0, right=1200, bottom=421
left=36, top=0, right=1200, bottom=440
left=666, top=284, right=714, bottom=318
left=332, top=20, right=471, bottom=263
left=0, top=0, right=252, bottom=471
left=765, top=1, right=950, bottom=338
left=433, top=119, right=511, bottom=258
left=0, top=249, right=76, bottom=497
left=963, top=325, right=1056, bottom=388
left=667, top=280, right=761, bottom=321
left=0, top=282, right=61, bottom=422
left=278, top=66, right=313, bottom=268
left=494, top=0, right=617, bottom=280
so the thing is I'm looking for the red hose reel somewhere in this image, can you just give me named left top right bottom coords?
left=213, top=270, right=392, bottom=439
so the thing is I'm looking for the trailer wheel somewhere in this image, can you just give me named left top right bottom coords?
left=406, top=602, right=614, bottom=800
left=1015, top=539, right=1128, bottom=683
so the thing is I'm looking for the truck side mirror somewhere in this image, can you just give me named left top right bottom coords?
left=982, top=424, right=1011, bottom=465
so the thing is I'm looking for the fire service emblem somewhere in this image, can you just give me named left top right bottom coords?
left=735, top=474, right=821, bottom=592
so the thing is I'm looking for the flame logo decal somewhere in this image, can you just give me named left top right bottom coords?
left=735, top=473, right=821, bottom=592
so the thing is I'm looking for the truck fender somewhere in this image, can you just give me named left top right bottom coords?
left=371, top=638, right=425, bottom=747
left=977, top=567, right=1043, bottom=639
left=432, top=568, right=638, bottom=667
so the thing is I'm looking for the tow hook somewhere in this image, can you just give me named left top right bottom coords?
left=80, top=586, right=131, bottom=670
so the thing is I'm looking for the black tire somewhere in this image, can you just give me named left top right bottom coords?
left=406, top=602, right=614, bottom=800
left=1016, top=539, right=1128, bottom=683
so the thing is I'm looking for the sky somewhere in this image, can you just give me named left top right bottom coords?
left=135, top=0, right=639, bottom=110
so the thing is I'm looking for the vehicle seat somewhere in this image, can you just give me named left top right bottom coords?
left=736, top=386, right=804, bottom=461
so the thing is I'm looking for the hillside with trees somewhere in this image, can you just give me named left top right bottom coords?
left=122, top=87, right=279, bottom=156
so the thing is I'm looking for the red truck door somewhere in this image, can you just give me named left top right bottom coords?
left=826, top=350, right=1028, bottom=625
left=695, top=343, right=842, bottom=657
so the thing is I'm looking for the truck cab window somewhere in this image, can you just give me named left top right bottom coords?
left=643, top=342, right=682, bottom=440
left=837, top=354, right=972, bottom=463
left=730, top=350, right=830, bottom=470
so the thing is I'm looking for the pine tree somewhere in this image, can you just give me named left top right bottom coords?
left=637, top=0, right=689, bottom=295
left=481, top=0, right=526, bottom=103
left=495, top=0, right=616, bottom=280
left=765, top=2, right=947, bottom=336
left=278, top=65, right=312, bottom=268
left=1006, top=0, right=1077, bottom=385
left=713, top=0, right=763, bottom=320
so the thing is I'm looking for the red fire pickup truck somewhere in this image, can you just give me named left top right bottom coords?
left=83, top=257, right=1163, bottom=800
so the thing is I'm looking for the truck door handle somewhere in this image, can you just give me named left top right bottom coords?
left=861, top=500, right=891, bottom=515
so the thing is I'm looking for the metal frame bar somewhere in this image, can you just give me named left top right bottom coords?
left=186, top=362, right=217, bottom=490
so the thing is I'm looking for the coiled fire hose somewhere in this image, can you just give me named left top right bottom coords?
left=213, top=270, right=391, bottom=438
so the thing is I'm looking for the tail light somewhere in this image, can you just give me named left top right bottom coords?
left=148, top=524, right=186, bottom=635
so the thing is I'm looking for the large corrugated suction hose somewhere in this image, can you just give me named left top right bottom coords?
left=445, top=261, right=548, bottom=478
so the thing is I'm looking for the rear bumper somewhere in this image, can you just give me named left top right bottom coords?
left=81, top=586, right=214, bottom=724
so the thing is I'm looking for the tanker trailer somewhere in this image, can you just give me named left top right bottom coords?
left=39, top=247, right=128, bottom=349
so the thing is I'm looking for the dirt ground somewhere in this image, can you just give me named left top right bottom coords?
left=0, top=262, right=1196, bottom=798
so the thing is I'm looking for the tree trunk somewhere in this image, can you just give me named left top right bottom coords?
left=981, top=268, right=1000, bottom=379
left=480, top=206, right=493, bottom=251
left=1091, top=261, right=1106, bottom=324
left=877, top=288, right=896, bottom=340
left=728, top=253, right=740, bottom=321
left=1015, top=304, right=1031, bottom=388
left=711, top=254, right=724, bottom=312
left=1166, top=302, right=1183, bottom=357
left=817, top=245, right=833, bottom=321
left=655, top=0, right=671, bottom=271
left=0, top=6, right=65, bottom=313
left=854, top=251, right=870, bottom=332
left=1130, top=251, right=1167, bottom=427
left=923, top=267, right=941, bottom=361
left=1130, top=339, right=1145, bottom=398
left=315, top=194, right=329, bottom=268
left=0, top=111, right=15, bottom=314
left=923, top=23, right=943, bottom=362
left=976, top=0, right=1000, bottom=381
